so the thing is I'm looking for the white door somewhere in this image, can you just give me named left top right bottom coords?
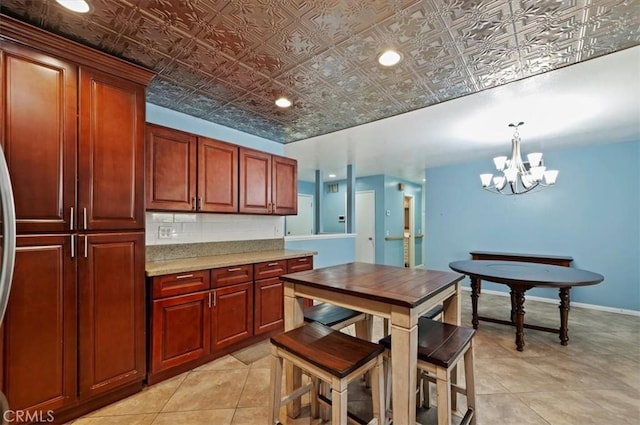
left=355, top=191, right=375, bottom=263
left=285, top=194, right=313, bottom=235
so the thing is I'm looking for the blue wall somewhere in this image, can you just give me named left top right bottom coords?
left=318, top=175, right=423, bottom=266
left=298, top=180, right=315, bottom=196
left=425, top=140, right=640, bottom=311
left=147, top=103, right=283, bottom=154
left=322, top=181, right=348, bottom=233
left=284, top=236, right=355, bottom=268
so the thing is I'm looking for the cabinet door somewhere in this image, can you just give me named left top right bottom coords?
left=0, top=42, right=77, bottom=233
left=151, top=292, right=210, bottom=373
left=0, top=235, right=76, bottom=412
left=146, top=124, right=197, bottom=211
left=78, top=232, right=145, bottom=398
left=239, top=148, right=271, bottom=214
left=254, top=277, right=284, bottom=335
left=211, top=283, right=253, bottom=350
left=272, top=155, right=298, bottom=215
left=78, top=67, right=145, bottom=230
left=198, top=137, right=238, bottom=213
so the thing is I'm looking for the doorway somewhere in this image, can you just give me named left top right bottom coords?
left=403, top=195, right=415, bottom=267
left=355, top=191, right=375, bottom=263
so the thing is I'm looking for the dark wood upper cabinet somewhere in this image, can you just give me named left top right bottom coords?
left=145, top=124, right=197, bottom=211
left=145, top=125, right=239, bottom=213
left=79, top=67, right=146, bottom=230
left=272, top=155, right=298, bottom=215
left=239, top=148, right=271, bottom=214
left=0, top=42, right=77, bottom=234
left=198, top=137, right=238, bottom=213
left=239, top=148, right=298, bottom=215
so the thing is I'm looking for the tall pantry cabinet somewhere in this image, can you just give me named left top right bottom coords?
left=0, top=16, right=154, bottom=422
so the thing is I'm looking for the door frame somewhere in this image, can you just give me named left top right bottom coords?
left=404, top=194, right=415, bottom=267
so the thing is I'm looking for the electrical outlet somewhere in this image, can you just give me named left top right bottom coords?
left=158, top=226, right=173, bottom=239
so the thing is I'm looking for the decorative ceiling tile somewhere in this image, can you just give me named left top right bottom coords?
left=1, top=0, right=637, bottom=143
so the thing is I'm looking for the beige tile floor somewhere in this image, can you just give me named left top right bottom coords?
left=68, top=292, right=640, bottom=425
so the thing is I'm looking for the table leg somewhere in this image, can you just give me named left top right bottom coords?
left=559, top=288, right=571, bottom=345
left=443, top=282, right=461, bottom=412
left=470, top=277, right=480, bottom=329
left=284, top=284, right=305, bottom=418
left=390, top=309, right=418, bottom=425
left=512, top=286, right=527, bottom=351
left=509, top=289, right=516, bottom=324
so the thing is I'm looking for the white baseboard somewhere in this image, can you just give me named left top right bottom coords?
left=461, top=286, right=640, bottom=317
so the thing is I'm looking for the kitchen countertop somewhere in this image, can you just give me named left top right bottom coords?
left=146, top=249, right=317, bottom=277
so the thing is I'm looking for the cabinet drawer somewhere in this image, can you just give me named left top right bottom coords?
left=254, top=260, right=287, bottom=280
left=152, top=270, right=210, bottom=299
left=211, top=264, right=253, bottom=288
left=287, top=256, right=314, bottom=273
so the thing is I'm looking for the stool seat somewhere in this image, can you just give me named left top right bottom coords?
left=379, top=317, right=475, bottom=368
left=421, top=305, right=444, bottom=321
left=271, top=322, right=384, bottom=379
left=303, top=303, right=365, bottom=329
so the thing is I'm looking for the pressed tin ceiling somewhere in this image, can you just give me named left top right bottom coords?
left=0, top=0, right=638, bottom=144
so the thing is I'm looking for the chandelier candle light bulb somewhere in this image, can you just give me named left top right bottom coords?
left=480, top=122, right=559, bottom=195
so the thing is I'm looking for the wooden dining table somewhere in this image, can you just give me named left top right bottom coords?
left=280, top=262, right=464, bottom=424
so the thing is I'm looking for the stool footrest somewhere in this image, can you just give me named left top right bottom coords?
left=317, top=393, right=377, bottom=425
left=280, top=382, right=313, bottom=406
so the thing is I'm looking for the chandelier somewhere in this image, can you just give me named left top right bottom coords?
left=480, top=122, right=559, bottom=195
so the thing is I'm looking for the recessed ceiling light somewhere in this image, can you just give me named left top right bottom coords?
left=275, top=97, right=292, bottom=108
left=378, top=50, right=402, bottom=67
left=56, top=0, right=91, bottom=13
left=328, top=174, right=336, bottom=178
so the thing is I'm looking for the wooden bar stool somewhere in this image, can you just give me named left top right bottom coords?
left=304, top=302, right=368, bottom=330
left=269, top=321, right=385, bottom=425
left=379, top=317, right=477, bottom=425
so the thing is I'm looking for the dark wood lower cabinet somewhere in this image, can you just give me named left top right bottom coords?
left=211, top=283, right=253, bottom=350
left=147, top=256, right=315, bottom=385
left=0, top=232, right=145, bottom=422
left=78, top=232, right=146, bottom=399
left=151, top=292, right=211, bottom=373
left=254, top=277, right=284, bottom=335
left=1, top=235, right=77, bottom=413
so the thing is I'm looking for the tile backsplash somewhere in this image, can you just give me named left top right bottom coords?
left=146, top=212, right=285, bottom=246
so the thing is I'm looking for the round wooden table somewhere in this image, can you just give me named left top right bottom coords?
left=449, top=260, right=604, bottom=351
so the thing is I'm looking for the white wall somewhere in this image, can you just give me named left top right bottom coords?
left=146, top=212, right=284, bottom=246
